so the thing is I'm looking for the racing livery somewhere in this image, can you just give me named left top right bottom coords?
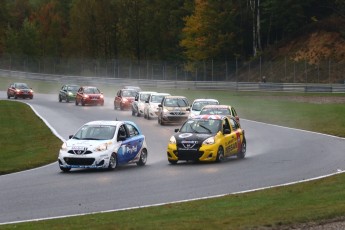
left=167, top=115, right=246, bottom=164
left=132, top=91, right=157, bottom=116
left=75, top=86, right=104, bottom=106
left=7, top=82, right=34, bottom=99
left=59, top=84, right=79, bottom=102
left=144, top=92, right=170, bottom=120
left=158, top=95, right=190, bottom=125
left=58, top=120, right=148, bottom=172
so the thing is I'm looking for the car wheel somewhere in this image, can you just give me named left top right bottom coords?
left=136, top=149, right=148, bottom=166
left=81, top=99, right=85, bottom=106
left=120, top=105, right=124, bottom=110
left=14, top=95, right=18, bottom=99
left=237, top=139, right=246, bottom=159
left=108, top=153, right=118, bottom=170
left=7, top=94, right=10, bottom=99
left=59, top=95, right=62, bottom=102
left=137, top=111, right=141, bottom=117
left=168, top=159, right=178, bottom=164
left=60, top=166, right=71, bottom=172
left=216, top=146, right=225, bottom=162
left=66, top=97, right=70, bottom=103
left=30, top=96, right=33, bottom=99
left=75, top=99, right=79, bottom=106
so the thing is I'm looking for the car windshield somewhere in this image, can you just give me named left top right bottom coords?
left=192, top=101, right=219, bottom=111
left=72, top=125, right=116, bottom=140
left=200, top=108, right=230, bottom=116
left=122, top=90, right=137, bottom=97
left=15, top=83, right=29, bottom=89
left=180, top=119, right=221, bottom=134
left=164, top=98, right=188, bottom=107
left=150, top=95, right=165, bottom=103
left=68, top=86, right=79, bottom=92
left=84, top=87, right=100, bottom=94
left=140, top=93, right=150, bottom=101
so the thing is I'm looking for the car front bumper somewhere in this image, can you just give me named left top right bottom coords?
left=58, top=150, right=111, bottom=169
left=167, top=143, right=218, bottom=162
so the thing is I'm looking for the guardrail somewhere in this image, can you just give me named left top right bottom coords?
left=1, top=69, right=345, bottom=93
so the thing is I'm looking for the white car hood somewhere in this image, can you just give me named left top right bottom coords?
left=66, top=139, right=119, bottom=151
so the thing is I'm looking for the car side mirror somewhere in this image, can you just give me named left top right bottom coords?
left=158, top=104, right=162, bottom=107
left=186, top=108, right=190, bottom=111
left=68, top=135, right=73, bottom=139
left=223, top=129, right=231, bottom=134
left=174, top=128, right=179, bottom=132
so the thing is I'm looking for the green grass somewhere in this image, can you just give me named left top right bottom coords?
left=1, top=76, right=345, bottom=229
left=0, top=101, right=62, bottom=175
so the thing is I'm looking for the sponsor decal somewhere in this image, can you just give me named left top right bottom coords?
left=179, top=133, right=193, bottom=138
left=71, top=146, right=87, bottom=155
left=181, top=140, right=198, bottom=150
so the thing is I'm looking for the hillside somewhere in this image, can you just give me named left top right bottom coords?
left=266, top=16, right=345, bottom=83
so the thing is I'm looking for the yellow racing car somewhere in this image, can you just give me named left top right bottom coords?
left=167, top=115, right=246, bottom=164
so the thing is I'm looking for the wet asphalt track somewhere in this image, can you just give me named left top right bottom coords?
left=0, top=92, right=344, bottom=224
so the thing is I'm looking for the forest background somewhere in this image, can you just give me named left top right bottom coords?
left=0, top=0, right=345, bottom=83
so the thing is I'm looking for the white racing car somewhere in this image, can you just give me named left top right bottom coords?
left=58, top=120, right=148, bottom=172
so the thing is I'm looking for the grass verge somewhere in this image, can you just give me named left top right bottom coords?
left=0, top=100, right=62, bottom=175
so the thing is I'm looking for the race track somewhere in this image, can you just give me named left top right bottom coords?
left=0, top=92, right=344, bottom=224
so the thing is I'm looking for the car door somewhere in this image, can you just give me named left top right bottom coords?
left=116, top=124, right=142, bottom=163
left=222, top=118, right=238, bottom=156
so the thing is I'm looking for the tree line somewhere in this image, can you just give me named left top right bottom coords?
left=0, top=0, right=344, bottom=65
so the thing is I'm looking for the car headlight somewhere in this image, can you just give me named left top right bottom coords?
left=68, top=92, right=73, bottom=96
left=61, top=142, right=68, bottom=151
left=169, top=136, right=176, bottom=144
left=203, top=136, right=215, bottom=145
left=95, top=143, right=108, bottom=152
left=163, top=108, right=169, bottom=114
left=100, top=95, right=104, bottom=99
left=83, top=95, right=89, bottom=99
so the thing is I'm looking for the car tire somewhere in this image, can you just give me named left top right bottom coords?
left=108, top=153, right=118, bottom=170
left=237, top=139, right=246, bottom=159
left=66, top=97, right=70, bottom=103
left=147, top=113, right=151, bottom=120
left=216, top=146, right=225, bottom=162
left=60, top=166, right=71, bottom=172
left=59, top=95, right=62, bottom=102
left=136, top=149, right=148, bottom=166
left=168, top=159, right=178, bottom=165
left=14, top=95, right=17, bottom=99
left=75, top=99, right=79, bottom=106
left=7, top=94, right=10, bottom=99
left=158, top=116, right=165, bottom=125
left=132, top=109, right=135, bottom=116
left=30, top=96, right=33, bottom=99
left=81, top=99, right=85, bottom=106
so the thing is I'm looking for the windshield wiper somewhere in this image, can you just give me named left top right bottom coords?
left=199, top=124, right=212, bottom=133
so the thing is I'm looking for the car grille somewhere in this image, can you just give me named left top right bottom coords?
left=68, top=150, right=93, bottom=155
left=176, top=142, right=203, bottom=160
left=63, top=157, right=95, bottom=166
left=169, top=112, right=186, bottom=115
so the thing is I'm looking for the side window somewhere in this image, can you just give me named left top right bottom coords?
left=229, top=118, right=239, bottom=130
left=232, top=108, right=237, bottom=117
left=223, top=119, right=231, bottom=132
left=117, top=125, right=128, bottom=141
left=125, top=124, right=139, bottom=137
